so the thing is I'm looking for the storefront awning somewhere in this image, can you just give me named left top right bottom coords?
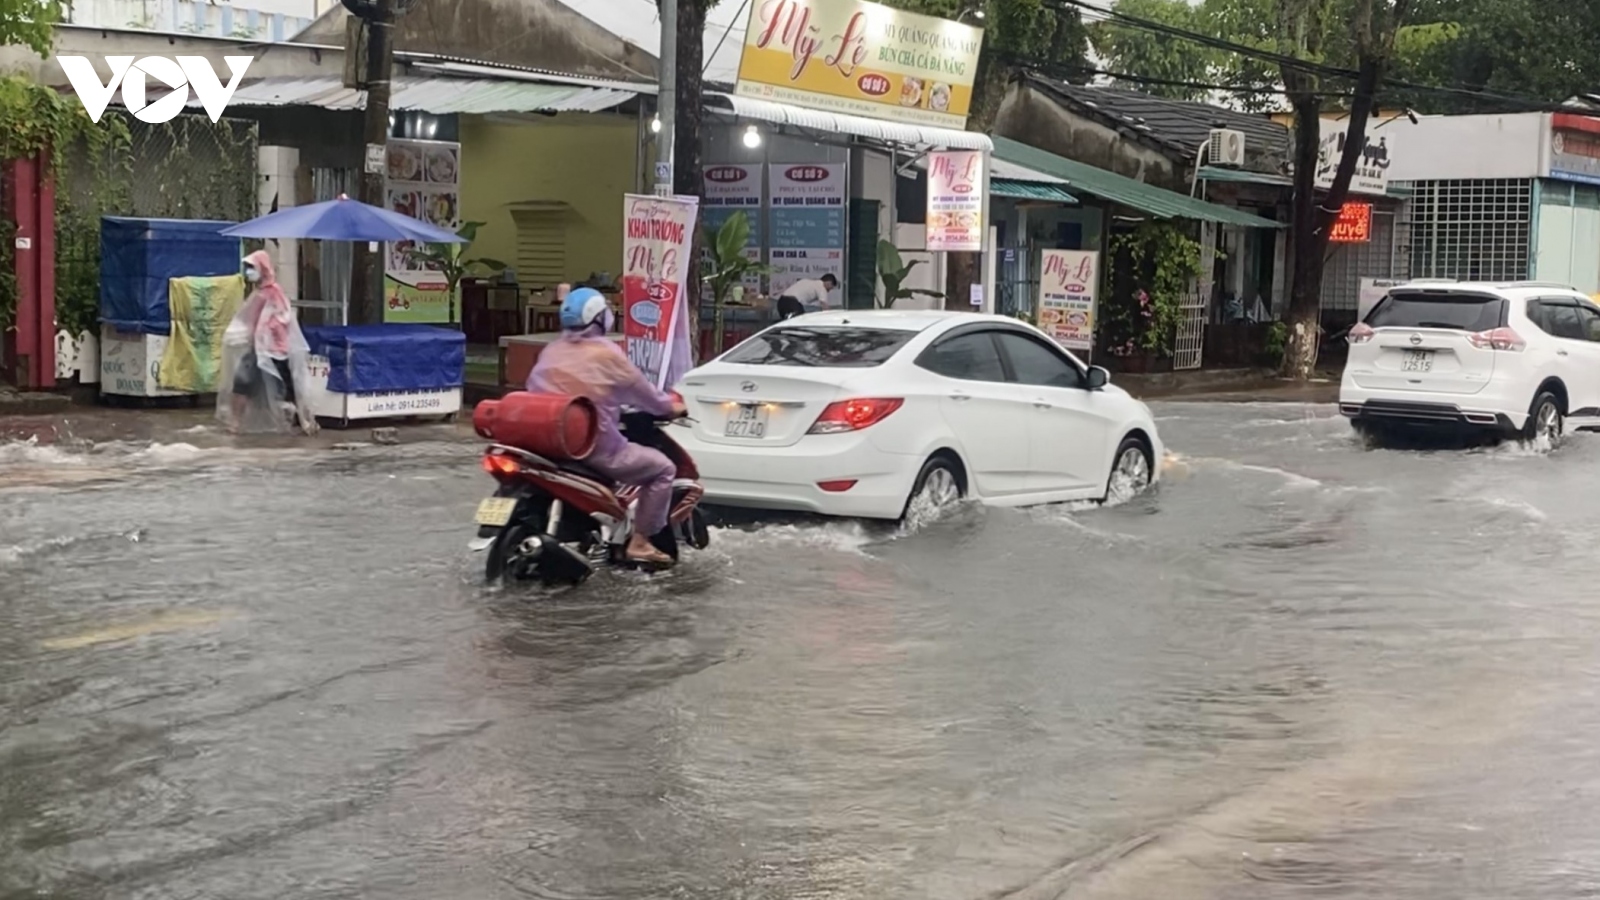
left=995, top=137, right=1283, bottom=229
left=200, top=76, right=637, bottom=115
left=710, top=94, right=994, bottom=151
left=1196, top=165, right=1414, bottom=198
left=991, top=179, right=1079, bottom=202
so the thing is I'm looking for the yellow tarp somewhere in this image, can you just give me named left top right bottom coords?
left=158, top=274, right=246, bottom=393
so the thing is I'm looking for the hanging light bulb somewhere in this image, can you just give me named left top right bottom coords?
left=650, top=114, right=662, bottom=134
left=743, top=125, right=762, bottom=149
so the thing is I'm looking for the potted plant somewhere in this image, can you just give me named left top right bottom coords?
left=403, top=221, right=506, bottom=323
left=1100, top=223, right=1203, bottom=371
left=876, top=239, right=945, bottom=309
left=701, top=211, right=771, bottom=354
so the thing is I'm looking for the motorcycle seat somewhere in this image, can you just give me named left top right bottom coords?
left=556, top=459, right=609, bottom=484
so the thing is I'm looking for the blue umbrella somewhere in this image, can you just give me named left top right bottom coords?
left=219, top=194, right=468, bottom=243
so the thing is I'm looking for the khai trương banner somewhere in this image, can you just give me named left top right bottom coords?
left=622, top=193, right=701, bottom=389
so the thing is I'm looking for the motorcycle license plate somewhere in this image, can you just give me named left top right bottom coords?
left=474, top=497, right=516, bottom=527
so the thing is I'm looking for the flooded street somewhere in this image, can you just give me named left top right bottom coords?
left=5, top=402, right=1600, bottom=899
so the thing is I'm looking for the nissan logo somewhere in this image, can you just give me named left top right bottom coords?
left=1409, top=334, right=1423, bottom=346
left=740, top=381, right=758, bottom=392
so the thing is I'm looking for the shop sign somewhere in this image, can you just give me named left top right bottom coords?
left=383, top=138, right=461, bottom=324
left=926, top=149, right=984, bottom=252
left=1329, top=202, right=1373, bottom=243
left=702, top=164, right=765, bottom=295
left=1038, top=249, right=1099, bottom=352
left=1314, top=120, right=1392, bottom=196
left=733, top=0, right=985, bottom=129
left=1551, top=129, right=1600, bottom=185
left=768, top=162, right=846, bottom=295
left=623, top=194, right=701, bottom=389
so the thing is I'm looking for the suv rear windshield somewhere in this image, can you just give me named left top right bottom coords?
left=1365, top=292, right=1505, bottom=332
left=721, top=326, right=916, bottom=368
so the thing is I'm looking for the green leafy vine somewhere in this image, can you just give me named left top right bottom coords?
left=1104, top=222, right=1204, bottom=357
left=0, top=74, right=132, bottom=336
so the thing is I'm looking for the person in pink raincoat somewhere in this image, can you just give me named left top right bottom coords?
left=525, top=287, right=686, bottom=566
left=219, top=250, right=317, bottom=435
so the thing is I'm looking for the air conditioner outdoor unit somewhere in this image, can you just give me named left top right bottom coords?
left=1208, top=128, right=1247, bottom=167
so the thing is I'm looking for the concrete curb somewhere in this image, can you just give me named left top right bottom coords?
left=0, top=389, right=73, bottom=416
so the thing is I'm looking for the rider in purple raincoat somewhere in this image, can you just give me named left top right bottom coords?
left=525, top=288, right=686, bottom=566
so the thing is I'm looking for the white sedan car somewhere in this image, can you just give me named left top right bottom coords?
left=671, top=310, right=1163, bottom=520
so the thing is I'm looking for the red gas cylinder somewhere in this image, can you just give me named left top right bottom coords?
left=473, top=392, right=599, bottom=461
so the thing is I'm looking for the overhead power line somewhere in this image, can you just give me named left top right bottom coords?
left=1043, top=0, right=1585, bottom=114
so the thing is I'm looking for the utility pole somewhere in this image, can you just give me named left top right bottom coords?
left=655, top=0, right=677, bottom=197
left=350, top=0, right=396, bottom=324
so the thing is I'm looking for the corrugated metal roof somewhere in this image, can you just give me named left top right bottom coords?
left=712, top=94, right=994, bottom=151
left=1198, top=165, right=1415, bottom=197
left=994, top=137, right=1283, bottom=229
left=991, top=179, right=1078, bottom=203
left=196, top=76, right=636, bottom=114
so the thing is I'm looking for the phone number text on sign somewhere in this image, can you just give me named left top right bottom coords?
left=347, top=389, right=462, bottom=417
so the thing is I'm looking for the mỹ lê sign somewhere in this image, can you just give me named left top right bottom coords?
left=733, top=0, right=985, bottom=129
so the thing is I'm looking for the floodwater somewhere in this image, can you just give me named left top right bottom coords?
left=4, top=404, right=1600, bottom=899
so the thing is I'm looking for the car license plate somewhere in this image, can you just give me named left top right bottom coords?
left=474, top=497, right=516, bottom=526
left=1401, top=349, right=1434, bottom=372
left=724, top=403, right=769, bottom=439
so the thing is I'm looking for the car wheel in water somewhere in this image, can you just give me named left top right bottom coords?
left=1104, top=436, right=1152, bottom=504
left=902, top=456, right=964, bottom=522
left=1522, top=391, right=1563, bottom=447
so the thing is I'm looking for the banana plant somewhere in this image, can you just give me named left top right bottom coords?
left=876, top=239, right=945, bottom=309
left=403, top=221, right=507, bottom=320
left=702, top=211, right=772, bottom=354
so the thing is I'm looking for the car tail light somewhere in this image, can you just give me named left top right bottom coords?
left=1348, top=323, right=1375, bottom=344
left=808, top=398, right=904, bottom=434
left=482, top=453, right=521, bottom=476
left=817, top=479, right=858, bottom=492
left=1467, top=327, right=1525, bottom=351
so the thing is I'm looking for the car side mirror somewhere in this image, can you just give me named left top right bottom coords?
left=1086, top=366, right=1109, bottom=391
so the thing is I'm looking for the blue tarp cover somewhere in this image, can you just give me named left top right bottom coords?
left=100, top=217, right=241, bottom=334
left=302, top=324, right=466, bottom=394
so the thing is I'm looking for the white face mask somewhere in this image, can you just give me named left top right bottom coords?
left=243, top=265, right=261, bottom=284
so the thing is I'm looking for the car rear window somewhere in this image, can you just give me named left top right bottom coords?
left=721, top=326, right=916, bottom=368
left=1365, top=292, right=1505, bottom=332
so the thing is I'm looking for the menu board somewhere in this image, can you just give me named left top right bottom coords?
left=702, top=164, right=765, bottom=296
left=768, top=162, right=846, bottom=297
left=384, top=138, right=461, bottom=323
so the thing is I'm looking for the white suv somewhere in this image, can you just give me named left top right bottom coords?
left=1339, top=280, right=1600, bottom=442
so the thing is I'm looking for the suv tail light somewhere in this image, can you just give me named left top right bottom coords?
left=1348, top=323, right=1375, bottom=344
left=1467, top=327, right=1525, bottom=351
left=809, top=398, right=904, bottom=434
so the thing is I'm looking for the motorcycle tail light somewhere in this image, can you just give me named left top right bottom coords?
left=483, top=453, right=521, bottom=476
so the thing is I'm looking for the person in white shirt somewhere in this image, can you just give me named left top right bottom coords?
left=775, top=274, right=838, bottom=319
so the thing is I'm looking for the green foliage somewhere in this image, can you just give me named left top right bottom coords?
left=0, top=75, right=132, bottom=336
left=1260, top=319, right=1289, bottom=367
left=701, top=211, right=771, bottom=307
left=0, top=0, right=62, bottom=58
left=1104, top=223, right=1203, bottom=357
left=1090, top=0, right=1223, bottom=102
left=875, top=239, right=944, bottom=309
left=404, top=221, right=506, bottom=298
left=701, top=212, right=772, bottom=353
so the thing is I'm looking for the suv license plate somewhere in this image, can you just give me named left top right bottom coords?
left=1401, top=349, right=1434, bottom=372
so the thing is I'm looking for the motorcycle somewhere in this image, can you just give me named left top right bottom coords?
left=469, top=408, right=711, bottom=585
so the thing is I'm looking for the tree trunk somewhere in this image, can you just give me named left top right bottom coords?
left=673, top=0, right=707, bottom=356
left=1279, top=55, right=1383, bottom=380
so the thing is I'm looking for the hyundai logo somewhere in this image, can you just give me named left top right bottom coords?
left=1409, top=333, right=1423, bottom=346
left=740, top=381, right=757, bottom=392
